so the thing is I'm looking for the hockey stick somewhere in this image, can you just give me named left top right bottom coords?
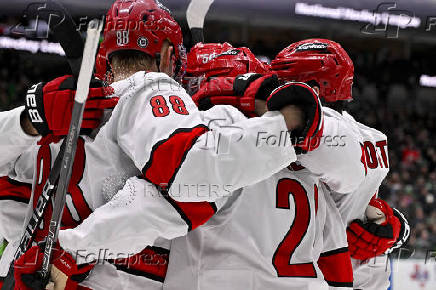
left=39, top=18, right=103, bottom=283
left=186, top=0, right=215, bottom=46
left=41, top=0, right=85, bottom=78
left=0, top=140, right=67, bottom=290
left=1, top=2, right=85, bottom=289
left=16, top=0, right=84, bottom=78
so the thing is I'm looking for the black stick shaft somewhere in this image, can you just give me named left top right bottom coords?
left=40, top=101, right=85, bottom=281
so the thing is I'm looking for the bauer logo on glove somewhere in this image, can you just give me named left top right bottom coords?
left=24, top=75, right=119, bottom=139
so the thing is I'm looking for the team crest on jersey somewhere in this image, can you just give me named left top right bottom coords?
left=295, top=43, right=328, bottom=53
left=137, top=36, right=148, bottom=48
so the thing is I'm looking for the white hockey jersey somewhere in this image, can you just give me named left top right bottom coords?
left=324, top=108, right=391, bottom=290
left=57, top=105, right=364, bottom=289
left=163, top=167, right=329, bottom=290
left=330, top=109, right=389, bottom=224
left=0, top=71, right=296, bottom=288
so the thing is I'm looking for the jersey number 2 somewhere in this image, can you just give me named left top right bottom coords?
left=272, top=178, right=317, bottom=278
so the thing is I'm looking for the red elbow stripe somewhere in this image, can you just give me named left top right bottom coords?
left=112, top=246, right=170, bottom=283
left=142, top=125, right=217, bottom=231
left=318, top=247, right=353, bottom=288
left=0, top=177, right=31, bottom=203
left=142, top=125, right=209, bottom=190
left=163, top=198, right=217, bottom=231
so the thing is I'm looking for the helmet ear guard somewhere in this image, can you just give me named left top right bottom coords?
left=271, top=39, right=354, bottom=103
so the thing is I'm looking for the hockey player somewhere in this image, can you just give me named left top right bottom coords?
left=0, top=1, right=323, bottom=289
left=271, top=38, right=410, bottom=290
left=161, top=43, right=341, bottom=290
left=55, top=43, right=365, bottom=290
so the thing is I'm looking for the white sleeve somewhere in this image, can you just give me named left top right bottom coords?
left=298, top=113, right=365, bottom=194
left=58, top=74, right=296, bottom=260
left=0, top=178, right=31, bottom=243
left=0, top=200, right=28, bottom=243
left=0, top=107, right=39, bottom=176
left=58, top=176, right=227, bottom=262
left=169, top=109, right=297, bottom=202
left=110, top=72, right=296, bottom=202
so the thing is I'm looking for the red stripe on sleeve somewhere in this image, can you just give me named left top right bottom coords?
left=166, top=199, right=217, bottom=231
left=0, top=176, right=31, bottom=203
left=142, top=125, right=209, bottom=190
left=318, top=247, right=353, bottom=288
left=142, top=125, right=217, bottom=231
left=112, top=246, right=169, bottom=283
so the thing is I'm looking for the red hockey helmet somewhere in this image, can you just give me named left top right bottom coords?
left=95, top=42, right=108, bottom=82
left=271, top=39, right=354, bottom=102
left=184, top=42, right=270, bottom=94
left=101, top=0, right=186, bottom=80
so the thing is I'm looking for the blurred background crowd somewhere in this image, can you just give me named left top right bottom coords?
left=0, top=0, right=435, bottom=259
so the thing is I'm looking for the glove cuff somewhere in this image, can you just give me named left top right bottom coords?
left=386, top=208, right=410, bottom=254
left=25, top=82, right=51, bottom=136
left=245, top=74, right=280, bottom=101
left=233, top=73, right=263, bottom=96
left=267, top=82, right=323, bottom=153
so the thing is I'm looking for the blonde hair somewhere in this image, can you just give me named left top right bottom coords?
left=110, top=40, right=172, bottom=82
